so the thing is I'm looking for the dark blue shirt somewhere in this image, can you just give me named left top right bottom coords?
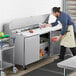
left=51, top=12, right=75, bottom=35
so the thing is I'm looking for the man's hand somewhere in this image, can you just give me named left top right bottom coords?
left=51, top=35, right=63, bottom=42
left=59, top=35, right=63, bottom=38
left=51, top=36, right=59, bottom=42
left=39, top=24, right=51, bottom=28
left=45, top=24, right=51, bottom=27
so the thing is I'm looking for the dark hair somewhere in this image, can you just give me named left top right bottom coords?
left=52, top=7, right=60, bottom=13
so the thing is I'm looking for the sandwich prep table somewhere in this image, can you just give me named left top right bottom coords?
left=3, top=14, right=67, bottom=69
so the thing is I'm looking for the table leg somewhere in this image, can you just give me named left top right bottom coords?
left=64, top=68, right=66, bottom=76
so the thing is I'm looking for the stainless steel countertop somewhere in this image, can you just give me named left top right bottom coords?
left=57, top=56, right=76, bottom=70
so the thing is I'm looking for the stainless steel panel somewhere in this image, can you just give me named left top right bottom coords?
left=25, top=35, right=40, bottom=65
left=50, top=31, right=61, bottom=55
left=50, top=31, right=73, bottom=56
left=9, top=14, right=49, bottom=30
left=2, top=49, right=13, bottom=63
left=14, top=35, right=24, bottom=65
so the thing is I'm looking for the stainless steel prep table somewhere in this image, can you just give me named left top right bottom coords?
left=3, top=14, right=62, bottom=69
left=0, top=38, right=17, bottom=75
left=57, top=56, right=76, bottom=76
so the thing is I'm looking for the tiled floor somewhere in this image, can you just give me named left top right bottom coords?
left=3, top=56, right=76, bottom=76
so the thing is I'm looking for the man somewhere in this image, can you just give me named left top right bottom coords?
left=40, top=7, right=76, bottom=60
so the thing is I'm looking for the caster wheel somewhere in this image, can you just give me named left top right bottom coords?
left=23, top=65, right=27, bottom=70
left=1, top=71, right=6, bottom=76
left=13, top=67, right=18, bottom=73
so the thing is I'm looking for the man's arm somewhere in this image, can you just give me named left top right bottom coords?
left=51, top=19, right=59, bottom=26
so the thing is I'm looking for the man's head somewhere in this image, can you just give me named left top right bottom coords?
left=52, top=7, right=61, bottom=17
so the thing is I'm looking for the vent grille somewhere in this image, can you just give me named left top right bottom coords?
left=64, top=0, right=76, bottom=22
